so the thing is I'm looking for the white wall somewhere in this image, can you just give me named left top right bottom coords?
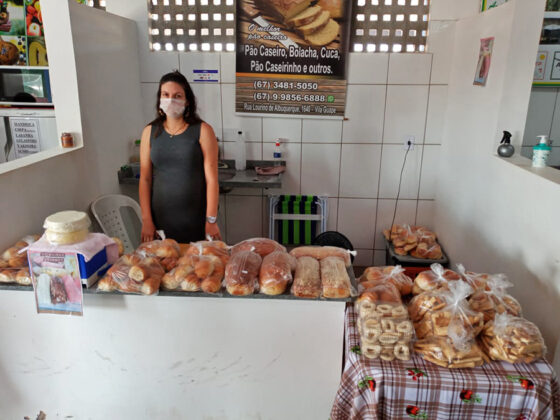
left=434, top=0, right=560, bottom=365
left=105, top=0, right=476, bottom=267
left=0, top=1, right=143, bottom=248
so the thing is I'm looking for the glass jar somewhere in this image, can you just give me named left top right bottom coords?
left=61, top=132, right=74, bottom=148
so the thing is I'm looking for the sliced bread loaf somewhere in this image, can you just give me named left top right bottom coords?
left=287, top=5, right=322, bottom=27
left=296, top=10, right=330, bottom=36
left=305, top=18, right=339, bottom=47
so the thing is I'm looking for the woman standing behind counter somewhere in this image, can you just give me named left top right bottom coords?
left=139, top=71, right=221, bottom=243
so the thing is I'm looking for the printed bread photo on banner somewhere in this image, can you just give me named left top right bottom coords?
left=0, top=0, right=25, bottom=36
left=25, top=0, right=43, bottom=37
left=239, top=0, right=344, bottom=48
left=0, top=35, right=26, bottom=65
left=27, top=35, right=46, bottom=66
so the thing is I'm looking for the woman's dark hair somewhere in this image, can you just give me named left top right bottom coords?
left=149, top=70, right=202, bottom=137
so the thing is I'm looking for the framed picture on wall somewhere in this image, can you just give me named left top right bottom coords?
left=534, top=12, right=560, bottom=86
left=481, top=0, right=509, bottom=12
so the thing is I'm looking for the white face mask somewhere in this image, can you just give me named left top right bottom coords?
left=160, top=97, right=186, bottom=118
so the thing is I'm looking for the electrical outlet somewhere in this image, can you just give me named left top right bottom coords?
left=404, top=136, right=415, bottom=150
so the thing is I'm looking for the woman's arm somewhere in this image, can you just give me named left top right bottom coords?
left=199, top=122, right=221, bottom=240
left=139, top=125, right=156, bottom=242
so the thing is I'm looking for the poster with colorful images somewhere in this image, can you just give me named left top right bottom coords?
left=474, top=37, right=494, bottom=86
left=29, top=250, right=84, bottom=316
left=0, top=35, right=26, bottom=65
left=25, top=0, right=43, bottom=37
left=0, top=0, right=25, bottom=36
left=236, top=0, right=351, bottom=117
left=27, top=35, right=46, bottom=65
left=535, top=51, right=547, bottom=80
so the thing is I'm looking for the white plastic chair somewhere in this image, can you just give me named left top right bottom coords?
left=90, top=194, right=142, bottom=254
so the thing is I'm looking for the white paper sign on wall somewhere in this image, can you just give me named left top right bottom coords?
left=9, top=118, right=41, bottom=158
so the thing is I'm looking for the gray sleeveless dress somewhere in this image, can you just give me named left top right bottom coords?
left=150, top=123, right=206, bottom=243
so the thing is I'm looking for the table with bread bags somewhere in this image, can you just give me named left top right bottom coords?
left=331, top=265, right=560, bottom=420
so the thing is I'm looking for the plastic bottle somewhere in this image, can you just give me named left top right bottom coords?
left=273, top=140, right=282, bottom=164
left=235, top=130, right=246, bottom=171
left=532, top=135, right=551, bottom=168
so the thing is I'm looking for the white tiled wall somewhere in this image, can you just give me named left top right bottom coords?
left=133, top=50, right=445, bottom=265
left=114, top=0, right=456, bottom=266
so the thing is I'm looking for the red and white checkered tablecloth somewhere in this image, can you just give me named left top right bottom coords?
left=331, top=304, right=560, bottom=420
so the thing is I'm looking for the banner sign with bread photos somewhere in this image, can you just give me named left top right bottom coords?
left=236, top=0, right=351, bottom=117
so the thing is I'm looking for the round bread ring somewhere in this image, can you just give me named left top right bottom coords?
left=381, top=319, right=396, bottom=333
left=380, top=347, right=396, bottom=361
left=359, top=301, right=376, bottom=318
left=376, top=304, right=394, bottom=316
left=394, top=343, right=410, bottom=361
left=391, top=305, right=408, bottom=318
left=379, top=332, right=399, bottom=345
left=362, top=343, right=381, bottom=359
left=363, top=317, right=380, bottom=329
left=362, top=326, right=382, bottom=342
left=396, top=320, right=413, bottom=335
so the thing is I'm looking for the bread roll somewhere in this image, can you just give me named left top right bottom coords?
left=140, top=276, right=161, bottom=295
left=413, top=263, right=460, bottom=295
left=360, top=266, right=413, bottom=295
left=180, top=273, right=201, bottom=292
left=97, top=276, right=117, bottom=292
left=201, top=263, right=224, bottom=293
left=194, top=257, right=215, bottom=279
left=290, top=246, right=352, bottom=267
left=2, top=247, right=20, bottom=260
left=231, top=238, right=286, bottom=258
left=162, top=271, right=181, bottom=290
left=8, top=255, right=27, bottom=268
left=291, top=256, right=321, bottom=298
left=129, top=265, right=149, bottom=282
left=0, top=269, right=15, bottom=283
left=16, top=268, right=32, bottom=286
left=225, top=251, right=262, bottom=296
left=320, top=256, right=351, bottom=298
left=259, top=251, right=296, bottom=295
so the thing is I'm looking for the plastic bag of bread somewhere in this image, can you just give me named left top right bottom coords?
left=290, top=245, right=354, bottom=267
left=414, top=281, right=484, bottom=349
left=408, top=290, right=447, bottom=322
left=224, top=250, right=262, bottom=296
left=410, top=242, right=443, bottom=260
left=359, top=265, right=413, bottom=295
left=230, top=238, right=285, bottom=258
left=1, top=234, right=40, bottom=268
left=185, top=240, right=230, bottom=267
left=97, top=253, right=164, bottom=295
left=414, top=336, right=489, bottom=368
left=414, top=226, right=437, bottom=246
left=479, top=313, right=546, bottom=364
left=320, top=256, right=355, bottom=298
left=356, top=284, right=413, bottom=361
left=259, top=251, right=296, bottom=295
left=468, top=274, right=522, bottom=322
left=412, top=263, right=461, bottom=295
left=456, top=263, right=490, bottom=292
left=291, top=256, right=321, bottom=298
left=0, top=267, right=33, bottom=285
left=383, top=224, right=417, bottom=249
left=137, top=238, right=180, bottom=258
left=161, top=254, right=224, bottom=293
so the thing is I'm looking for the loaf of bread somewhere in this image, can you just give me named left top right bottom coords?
left=231, top=238, right=285, bottom=258
left=479, top=313, right=545, bottom=364
left=225, top=251, right=262, bottom=296
left=296, top=9, right=330, bottom=36
left=317, top=0, right=344, bottom=18
left=287, top=5, right=322, bottom=26
left=320, top=256, right=351, bottom=298
left=137, top=239, right=180, bottom=259
left=305, top=19, right=339, bottom=47
left=290, top=245, right=351, bottom=267
left=0, top=269, right=16, bottom=283
left=291, top=256, right=321, bottom=298
left=414, top=336, right=488, bottom=368
left=16, top=268, right=32, bottom=286
left=259, top=251, right=297, bottom=295
left=255, top=0, right=312, bottom=20
left=413, top=263, right=461, bottom=295
left=97, top=253, right=164, bottom=295
left=360, top=265, right=413, bottom=295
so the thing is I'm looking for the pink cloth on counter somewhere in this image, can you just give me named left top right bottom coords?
left=28, top=233, right=119, bottom=263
